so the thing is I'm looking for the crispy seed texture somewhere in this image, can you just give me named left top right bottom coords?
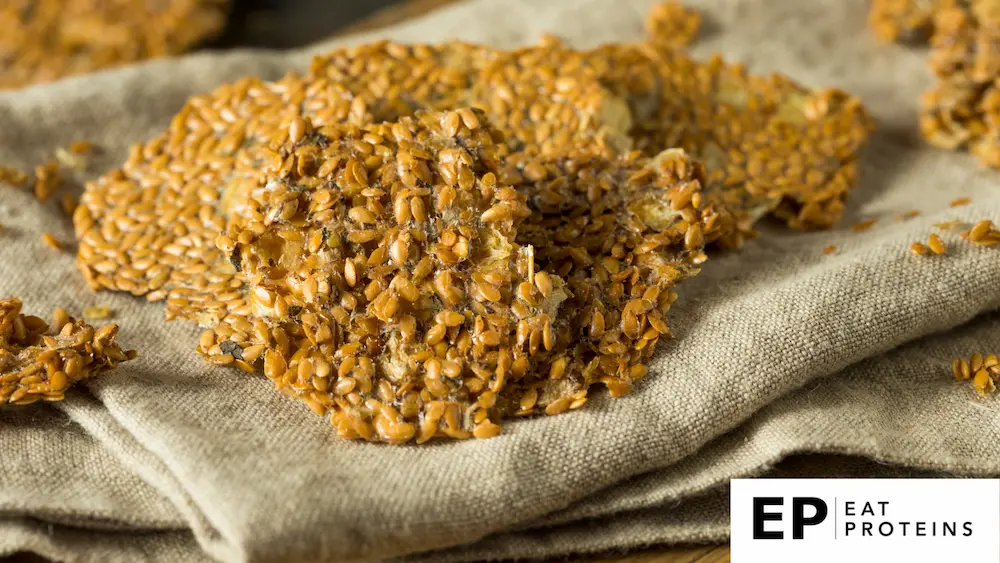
left=514, top=147, right=712, bottom=404
left=0, top=298, right=136, bottom=406
left=209, top=109, right=576, bottom=443
left=0, top=0, right=230, bottom=89
left=73, top=73, right=375, bottom=326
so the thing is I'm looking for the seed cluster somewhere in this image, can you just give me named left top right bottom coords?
left=952, top=352, right=1000, bottom=396
left=0, top=298, right=136, bottom=407
left=74, top=38, right=872, bottom=443
left=961, top=218, right=1000, bottom=246
left=0, top=0, right=230, bottom=89
left=645, top=1, right=702, bottom=49
left=870, top=0, right=1000, bottom=167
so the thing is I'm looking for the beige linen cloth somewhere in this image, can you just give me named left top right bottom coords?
left=2, top=0, right=1000, bottom=561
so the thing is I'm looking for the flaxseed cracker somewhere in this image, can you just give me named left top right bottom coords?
left=579, top=42, right=874, bottom=232
left=0, top=0, right=229, bottom=89
left=208, top=109, right=580, bottom=443
left=73, top=73, right=374, bottom=328
left=0, top=298, right=136, bottom=407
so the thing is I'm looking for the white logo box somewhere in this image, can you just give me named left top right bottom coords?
left=731, top=478, right=1000, bottom=562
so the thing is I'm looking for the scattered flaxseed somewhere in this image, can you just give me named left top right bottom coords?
left=0, top=297, right=136, bottom=407
left=910, top=241, right=929, bottom=255
left=60, top=193, right=77, bottom=217
left=822, top=245, right=838, bottom=255
left=0, top=166, right=28, bottom=187
left=933, top=219, right=964, bottom=230
left=68, top=141, right=94, bottom=155
left=896, top=209, right=921, bottom=221
left=850, top=218, right=878, bottom=232
left=645, top=1, right=702, bottom=49
left=961, top=219, right=1000, bottom=246
left=40, top=232, right=62, bottom=251
left=0, top=1, right=230, bottom=90
left=82, top=306, right=111, bottom=321
left=32, top=161, right=61, bottom=202
left=954, top=352, right=1000, bottom=397
left=949, top=196, right=971, bottom=207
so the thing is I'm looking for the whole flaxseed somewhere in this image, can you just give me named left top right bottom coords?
left=41, top=232, right=62, bottom=251
left=850, top=219, right=878, bottom=232
left=0, top=298, right=136, bottom=407
left=927, top=233, right=947, bottom=254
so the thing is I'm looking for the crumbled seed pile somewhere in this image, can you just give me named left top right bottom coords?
left=952, top=352, right=1000, bottom=396
left=0, top=0, right=229, bottom=89
left=869, top=0, right=939, bottom=43
left=870, top=0, right=1000, bottom=168
left=644, top=1, right=702, bottom=49
left=0, top=298, right=136, bottom=406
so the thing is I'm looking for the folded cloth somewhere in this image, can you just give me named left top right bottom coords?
left=1, top=0, right=999, bottom=561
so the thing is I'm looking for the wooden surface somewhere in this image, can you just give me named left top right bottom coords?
left=339, top=1, right=731, bottom=562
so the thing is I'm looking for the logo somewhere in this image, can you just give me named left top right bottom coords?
left=752, top=496, right=827, bottom=540
left=731, top=479, right=1000, bottom=562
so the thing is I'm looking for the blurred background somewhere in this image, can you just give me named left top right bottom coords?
left=209, top=0, right=418, bottom=49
